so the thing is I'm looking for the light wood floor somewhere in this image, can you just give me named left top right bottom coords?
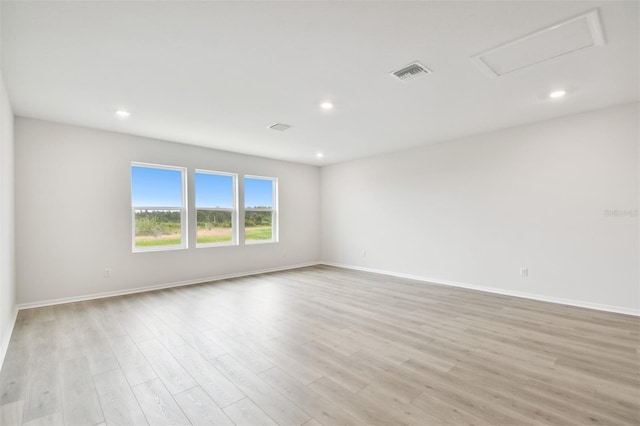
left=0, top=266, right=638, bottom=426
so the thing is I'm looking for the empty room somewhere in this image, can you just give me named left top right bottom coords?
left=0, top=1, right=638, bottom=425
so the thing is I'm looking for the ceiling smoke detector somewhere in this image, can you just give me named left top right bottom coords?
left=268, top=123, right=293, bottom=131
left=390, top=61, right=432, bottom=82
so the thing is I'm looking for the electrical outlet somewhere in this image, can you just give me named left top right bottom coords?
left=104, top=268, right=111, bottom=278
left=520, top=267, right=528, bottom=277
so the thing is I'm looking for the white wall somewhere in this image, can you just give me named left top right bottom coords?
left=0, top=71, right=16, bottom=361
left=12, top=104, right=640, bottom=314
left=321, top=103, right=640, bottom=314
left=15, top=118, right=320, bottom=305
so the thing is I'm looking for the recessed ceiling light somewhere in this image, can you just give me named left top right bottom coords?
left=320, top=102, right=334, bottom=110
left=115, top=109, right=131, bottom=118
left=549, top=90, right=566, bottom=99
left=316, top=152, right=324, bottom=159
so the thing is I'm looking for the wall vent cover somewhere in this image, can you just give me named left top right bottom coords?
left=269, top=123, right=293, bottom=131
left=390, top=61, right=432, bottom=81
left=471, top=9, right=605, bottom=77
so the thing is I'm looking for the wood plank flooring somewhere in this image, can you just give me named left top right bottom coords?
left=0, top=265, right=638, bottom=425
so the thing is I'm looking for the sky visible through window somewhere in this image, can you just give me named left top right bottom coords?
left=132, top=166, right=274, bottom=209
left=245, top=178, right=273, bottom=208
left=196, top=173, right=233, bottom=208
left=131, top=166, right=183, bottom=207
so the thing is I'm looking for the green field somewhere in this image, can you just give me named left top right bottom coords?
left=196, top=234, right=233, bottom=244
left=195, top=226, right=272, bottom=244
left=135, top=209, right=273, bottom=248
left=245, top=226, right=272, bottom=241
left=135, top=238, right=182, bottom=247
left=135, top=226, right=273, bottom=248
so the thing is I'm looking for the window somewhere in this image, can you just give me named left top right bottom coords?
left=131, top=163, right=187, bottom=251
left=195, top=170, right=237, bottom=247
left=244, top=175, right=278, bottom=243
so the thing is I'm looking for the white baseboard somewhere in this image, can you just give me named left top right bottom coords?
left=14, top=259, right=640, bottom=315
left=321, top=262, right=640, bottom=317
left=0, top=306, right=18, bottom=370
left=17, top=261, right=321, bottom=310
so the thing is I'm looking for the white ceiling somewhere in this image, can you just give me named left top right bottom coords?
left=2, top=1, right=638, bottom=165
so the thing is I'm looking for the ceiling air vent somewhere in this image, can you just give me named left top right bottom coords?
left=269, top=123, right=293, bottom=131
left=391, top=61, right=432, bottom=82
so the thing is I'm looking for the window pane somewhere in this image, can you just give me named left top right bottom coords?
left=244, top=176, right=276, bottom=243
left=195, top=173, right=233, bottom=208
left=131, top=164, right=185, bottom=250
left=134, top=209, right=182, bottom=248
left=197, top=210, right=233, bottom=244
left=132, top=166, right=183, bottom=207
left=245, top=178, right=273, bottom=209
left=195, top=171, right=236, bottom=246
left=245, top=211, right=273, bottom=241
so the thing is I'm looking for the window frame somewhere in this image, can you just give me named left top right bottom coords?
left=195, top=169, right=239, bottom=248
left=244, top=175, right=279, bottom=245
left=131, top=162, right=188, bottom=253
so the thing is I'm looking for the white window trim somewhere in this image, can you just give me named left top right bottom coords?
left=131, top=162, right=188, bottom=253
left=244, top=175, right=278, bottom=245
left=195, top=169, right=238, bottom=248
